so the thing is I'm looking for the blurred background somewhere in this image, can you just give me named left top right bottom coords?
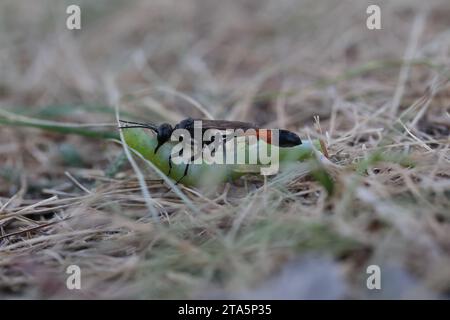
left=1, top=0, right=447, bottom=120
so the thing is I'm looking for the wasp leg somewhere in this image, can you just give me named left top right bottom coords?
left=174, top=141, right=199, bottom=185
left=154, top=141, right=164, bottom=154
left=168, top=153, right=173, bottom=176
left=175, top=162, right=190, bottom=185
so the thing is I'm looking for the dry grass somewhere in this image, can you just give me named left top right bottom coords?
left=0, top=0, right=449, bottom=299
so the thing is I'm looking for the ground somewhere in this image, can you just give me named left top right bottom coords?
left=0, top=0, right=449, bottom=299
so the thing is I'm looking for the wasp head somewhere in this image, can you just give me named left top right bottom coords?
left=155, top=123, right=174, bottom=153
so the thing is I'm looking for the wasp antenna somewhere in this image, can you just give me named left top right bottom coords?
left=118, top=120, right=158, bottom=131
left=119, top=125, right=151, bottom=130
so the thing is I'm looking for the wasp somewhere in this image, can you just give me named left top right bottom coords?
left=119, top=118, right=302, bottom=183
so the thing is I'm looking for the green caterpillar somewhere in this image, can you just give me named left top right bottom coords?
left=122, top=128, right=325, bottom=187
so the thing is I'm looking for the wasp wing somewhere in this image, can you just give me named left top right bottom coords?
left=196, top=119, right=259, bottom=131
